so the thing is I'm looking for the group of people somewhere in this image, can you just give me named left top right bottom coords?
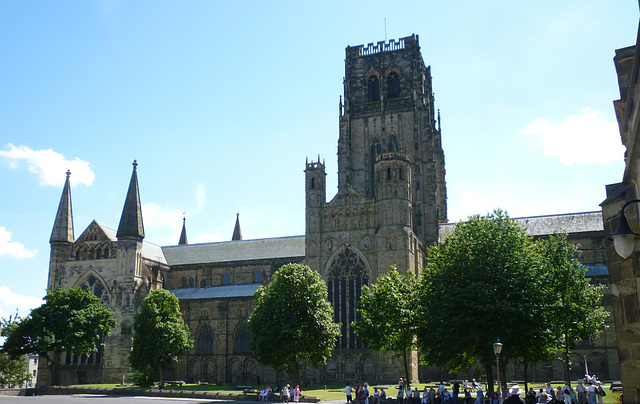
left=345, top=378, right=608, bottom=404
left=528, top=380, right=606, bottom=404
left=345, top=382, right=388, bottom=404
left=258, top=384, right=301, bottom=403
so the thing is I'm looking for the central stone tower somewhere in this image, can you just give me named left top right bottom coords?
left=305, top=34, right=446, bottom=382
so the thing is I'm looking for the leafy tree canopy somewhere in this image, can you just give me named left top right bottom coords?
left=129, top=289, right=192, bottom=387
left=536, top=233, right=608, bottom=384
left=248, top=263, right=341, bottom=385
left=416, top=211, right=542, bottom=373
left=353, top=266, right=416, bottom=379
left=0, top=352, right=31, bottom=387
left=1, top=287, right=116, bottom=358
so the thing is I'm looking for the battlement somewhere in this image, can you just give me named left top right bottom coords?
left=305, top=157, right=325, bottom=171
left=346, top=34, right=418, bottom=58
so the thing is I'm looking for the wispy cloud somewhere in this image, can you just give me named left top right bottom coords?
left=0, top=144, right=95, bottom=186
left=520, top=108, right=624, bottom=165
left=0, top=227, right=37, bottom=258
left=141, top=184, right=208, bottom=245
left=0, top=286, right=42, bottom=320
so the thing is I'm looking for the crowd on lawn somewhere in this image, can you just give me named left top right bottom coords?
left=257, top=384, right=302, bottom=402
left=344, top=376, right=608, bottom=404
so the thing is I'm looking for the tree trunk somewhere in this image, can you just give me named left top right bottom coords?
left=159, top=363, right=164, bottom=389
left=292, top=357, right=301, bottom=387
left=485, top=362, right=494, bottom=393
left=523, top=360, right=529, bottom=392
left=564, top=346, right=571, bottom=387
left=403, top=350, right=409, bottom=382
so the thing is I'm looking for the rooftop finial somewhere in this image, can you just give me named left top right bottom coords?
left=133, top=160, right=138, bottom=169
left=66, top=170, right=71, bottom=179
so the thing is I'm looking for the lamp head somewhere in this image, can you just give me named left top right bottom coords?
left=493, top=340, right=503, bottom=355
left=612, top=206, right=639, bottom=259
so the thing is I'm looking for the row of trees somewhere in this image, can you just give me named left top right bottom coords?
left=354, top=211, right=608, bottom=390
left=0, top=288, right=191, bottom=388
left=1, top=211, right=607, bottom=389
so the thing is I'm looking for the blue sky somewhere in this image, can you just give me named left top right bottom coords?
left=0, top=1, right=637, bottom=319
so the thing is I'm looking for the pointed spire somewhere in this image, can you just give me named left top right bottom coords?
left=179, top=216, right=188, bottom=245
left=117, top=160, right=145, bottom=240
left=50, top=170, right=74, bottom=243
left=437, top=109, right=441, bottom=132
left=232, top=213, right=242, bottom=241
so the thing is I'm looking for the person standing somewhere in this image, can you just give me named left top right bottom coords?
left=587, top=382, right=597, bottom=404
left=294, top=385, right=301, bottom=403
left=504, top=385, right=525, bottom=404
left=346, top=383, right=353, bottom=404
left=576, top=381, right=586, bottom=404
left=562, top=383, right=571, bottom=404
left=595, top=382, right=604, bottom=404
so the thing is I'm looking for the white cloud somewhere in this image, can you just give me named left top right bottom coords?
left=520, top=108, right=625, bottom=165
left=0, top=144, right=95, bottom=186
left=0, top=286, right=42, bottom=320
left=0, top=227, right=37, bottom=258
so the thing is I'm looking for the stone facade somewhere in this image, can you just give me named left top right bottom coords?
left=43, top=34, right=621, bottom=387
left=601, top=24, right=640, bottom=404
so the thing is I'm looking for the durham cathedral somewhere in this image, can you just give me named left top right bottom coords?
left=43, top=35, right=620, bottom=386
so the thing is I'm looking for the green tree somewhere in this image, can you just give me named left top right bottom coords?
left=416, top=211, right=542, bottom=392
left=536, top=233, right=608, bottom=385
left=352, top=266, right=416, bottom=380
left=0, top=287, right=116, bottom=379
left=0, top=352, right=31, bottom=387
left=248, top=263, right=341, bottom=385
left=129, top=289, right=192, bottom=389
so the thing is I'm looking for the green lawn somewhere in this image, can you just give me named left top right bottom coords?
left=65, top=382, right=621, bottom=404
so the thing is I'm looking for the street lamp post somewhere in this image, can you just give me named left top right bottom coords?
left=493, top=340, right=503, bottom=403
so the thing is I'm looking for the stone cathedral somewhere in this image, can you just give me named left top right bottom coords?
left=43, top=35, right=619, bottom=386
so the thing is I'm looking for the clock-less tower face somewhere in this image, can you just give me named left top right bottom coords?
left=338, top=34, right=447, bottom=247
left=304, top=34, right=447, bottom=381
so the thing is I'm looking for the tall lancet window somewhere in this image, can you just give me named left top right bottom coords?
left=367, top=75, right=380, bottom=102
left=387, top=71, right=400, bottom=99
left=370, top=139, right=382, bottom=198
left=326, top=246, right=368, bottom=350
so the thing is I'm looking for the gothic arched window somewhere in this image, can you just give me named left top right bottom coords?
left=223, top=272, right=231, bottom=285
left=188, top=277, right=195, bottom=288
left=367, top=75, right=380, bottom=102
left=196, top=323, right=214, bottom=355
left=181, top=277, right=187, bottom=288
left=233, top=322, right=252, bottom=354
left=80, top=274, right=109, bottom=305
left=326, top=246, right=369, bottom=350
left=254, top=270, right=262, bottom=283
left=387, top=71, right=400, bottom=98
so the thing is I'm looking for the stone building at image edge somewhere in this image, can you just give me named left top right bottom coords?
left=42, top=34, right=619, bottom=385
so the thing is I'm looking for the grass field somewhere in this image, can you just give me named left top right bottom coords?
left=65, top=382, right=621, bottom=404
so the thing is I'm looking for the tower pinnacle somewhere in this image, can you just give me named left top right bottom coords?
left=116, top=160, right=145, bottom=240
left=50, top=170, right=74, bottom=243
left=232, top=213, right=242, bottom=241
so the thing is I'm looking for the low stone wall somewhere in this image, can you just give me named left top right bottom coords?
left=0, top=389, right=25, bottom=396
left=43, top=386, right=320, bottom=402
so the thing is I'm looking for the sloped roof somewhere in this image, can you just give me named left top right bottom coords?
left=85, top=223, right=167, bottom=265
left=169, top=284, right=261, bottom=300
left=439, top=211, right=603, bottom=239
left=162, top=235, right=305, bottom=266
left=585, top=265, right=609, bottom=277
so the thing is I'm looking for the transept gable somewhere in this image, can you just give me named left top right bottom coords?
left=76, top=220, right=116, bottom=244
